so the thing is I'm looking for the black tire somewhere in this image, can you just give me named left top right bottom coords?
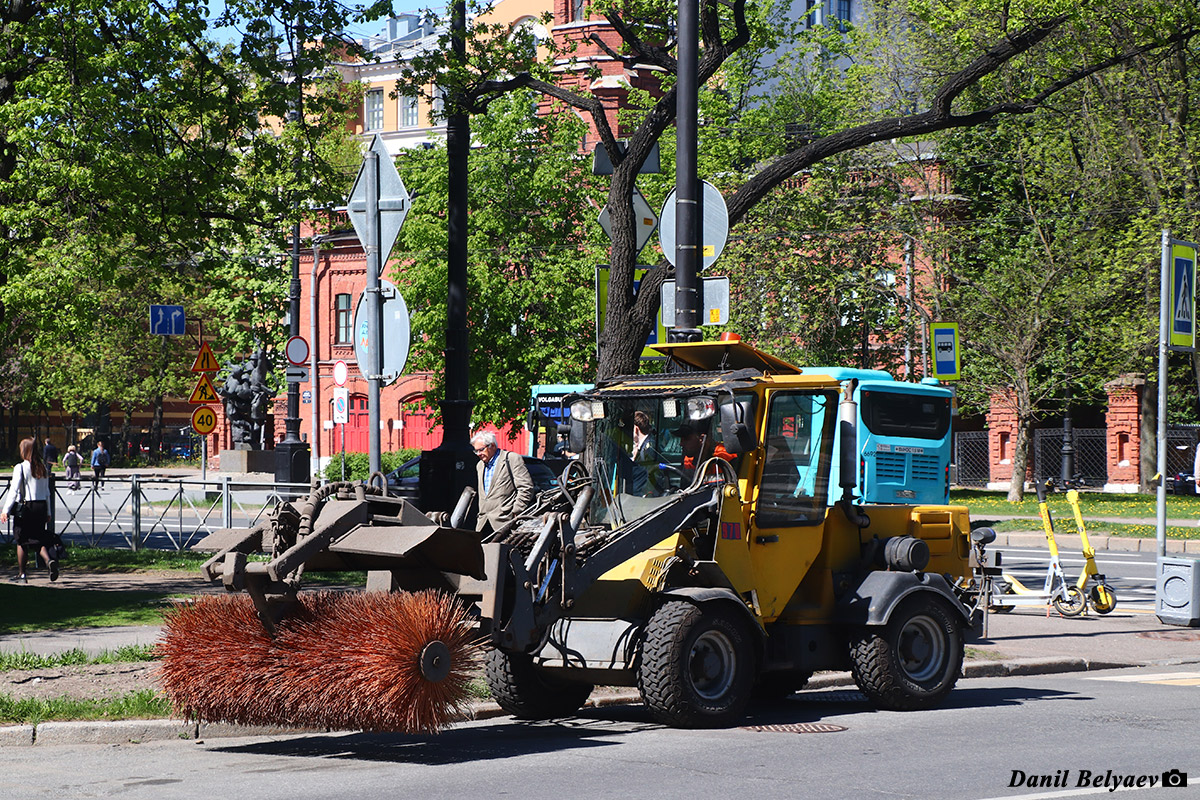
left=484, top=648, right=594, bottom=719
left=848, top=593, right=964, bottom=711
left=1090, top=585, right=1118, bottom=615
left=1053, top=585, right=1086, bottom=617
left=637, top=600, right=756, bottom=728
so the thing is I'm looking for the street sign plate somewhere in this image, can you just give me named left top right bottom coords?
left=347, top=134, right=409, bottom=274
left=597, top=187, right=658, bottom=254
left=659, top=181, right=729, bottom=270
left=333, top=387, right=349, bottom=424
left=285, top=335, right=309, bottom=367
left=353, top=279, right=410, bottom=387
left=302, top=389, right=312, bottom=404
left=191, top=406, right=218, bottom=435
left=333, top=359, right=348, bottom=387
left=189, top=373, right=220, bottom=404
left=149, top=305, right=186, bottom=336
left=191, top=342, right=220, bottom=373
left=660, top=276, right=731, bottom=326
left=286, top=366, right=309, bottom=383
left=930, top=322, right=961, bottom=380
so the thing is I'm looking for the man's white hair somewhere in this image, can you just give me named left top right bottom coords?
left=471, top=430, right=499, bottom=448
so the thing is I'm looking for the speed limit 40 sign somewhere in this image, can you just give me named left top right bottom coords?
left=192, top=405, right=218, bottom=435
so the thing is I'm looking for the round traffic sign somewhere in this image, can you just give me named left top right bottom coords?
left=333, top=360, right=348, bottom=387
left=658, top=180, right=729, bottom=270
left=353, top=279, right=410, bottom=387
left=191, top=405, right=218, bottom=435
left=285, top=335, right=309, bottom=367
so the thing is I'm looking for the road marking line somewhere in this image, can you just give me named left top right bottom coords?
left=1084, top=671, right=1200, bottom=682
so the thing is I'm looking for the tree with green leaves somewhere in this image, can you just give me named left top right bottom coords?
left=393, top=89, right=605, bottom=430
left=0, top=0, right=385, bottom=453
left=395, top=0, right=1200, bottom=385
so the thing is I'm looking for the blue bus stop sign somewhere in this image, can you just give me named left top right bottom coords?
left=930, top=322, right=961, bottom=381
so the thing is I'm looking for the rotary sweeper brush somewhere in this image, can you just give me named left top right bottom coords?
left=173, top=339, right=995, bottom=732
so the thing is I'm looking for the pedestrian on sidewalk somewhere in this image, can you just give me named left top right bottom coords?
left=2, top=437, right=56, bottom=583
left=91, top=440, right=110, bottom=489
left=62, top=445, right=82, bottom=492
left=42, top=438, right=58, bottom=467
left=472, top=431, right=534, bottom=534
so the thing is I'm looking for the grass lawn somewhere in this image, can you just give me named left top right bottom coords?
left=0, top=583, right=172, bottom=634
left=951, top=489, right=1200, bottom=539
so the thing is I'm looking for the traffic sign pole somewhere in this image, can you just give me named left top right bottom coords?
left=365, top=148, right=383, bottom=475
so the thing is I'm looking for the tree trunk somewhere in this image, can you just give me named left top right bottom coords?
left=151, top=394, right=164, bottom=464
left=1006, top=419, right=1032, bottom=502
left=1140, top=379, right=1158, bottom=492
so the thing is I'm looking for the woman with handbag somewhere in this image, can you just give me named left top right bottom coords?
left=2, top=437, right=55, bottom=583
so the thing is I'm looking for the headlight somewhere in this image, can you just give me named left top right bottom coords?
left=570, top=400, right=605, bottom=421
left=686, top=396, right=716, bottom=421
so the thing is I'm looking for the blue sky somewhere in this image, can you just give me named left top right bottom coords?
left=206, top=1, right=447, bottom=44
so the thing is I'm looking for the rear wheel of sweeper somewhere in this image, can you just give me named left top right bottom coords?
left=638, top=600, right=756, bottom=728
left=849, top=593, right=963, bottom=711
left=484, top=648, right=594, bottom=719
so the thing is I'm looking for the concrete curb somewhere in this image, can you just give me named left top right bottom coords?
left=0, top=656, right=1136, bottom=747
left=988, top=531, right=1200, bottom=554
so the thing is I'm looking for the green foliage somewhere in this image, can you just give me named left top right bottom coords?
left=0, top=690, right=171, bottom=724
left=393, top=90, right=603, bottom=427
left=0, top=646, right=157, bottom=672
left=323, top=448, right=420, bottom=482
left=0, top=544, right=208, bottom=573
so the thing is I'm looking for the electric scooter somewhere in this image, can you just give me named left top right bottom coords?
left=1064, top=488, right=1118, bottom=614
left=988, top=479, right=1086, bottom=616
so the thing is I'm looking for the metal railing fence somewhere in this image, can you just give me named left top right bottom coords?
left=953, top=431, right=989, bottom=487
left=1, top=474, right=311, bottom=550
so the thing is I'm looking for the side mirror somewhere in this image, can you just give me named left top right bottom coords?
left=559, top=420, right=585, bottom=454
left=719, top=396, right=757, bottom=455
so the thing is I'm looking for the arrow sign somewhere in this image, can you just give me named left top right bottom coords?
left=286, top=366, right=310, bottom=383
left=347, top=135, right=409, bottom=274
left=189, top=373, right=220, bottom=404
left=191, top=342, right=220, bottom=373
left=149, top=305, right=186, bottom=336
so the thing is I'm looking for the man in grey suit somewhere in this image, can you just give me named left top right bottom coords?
left=472, top=431, right=535, bottom=533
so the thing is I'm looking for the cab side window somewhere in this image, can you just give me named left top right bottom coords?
left=756, top=391, right=836, bottom=528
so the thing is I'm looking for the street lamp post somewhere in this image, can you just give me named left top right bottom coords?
left=275, top=30, right=310, bottom=489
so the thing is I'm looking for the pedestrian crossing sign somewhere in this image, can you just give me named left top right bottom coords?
left=189, top=373, right=220, bottom=405
left=1170, top=243, right=1198, bottom=350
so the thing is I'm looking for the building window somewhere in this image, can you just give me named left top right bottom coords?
left=804, top=0, right=820, bottom=28
left=399, top=95, right=419, bottom=128
left=835, top=0, right=851, bottom=29
left=365, top=89, right=384, bottom=131
left=335, top=293, right=352, bottom=345
left=570, top=0, right=584, bottom=22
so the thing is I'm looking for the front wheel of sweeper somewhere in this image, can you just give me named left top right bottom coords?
left=637, top=601, right=756, bottom=728
left=484, top=648, right=594, bottom=720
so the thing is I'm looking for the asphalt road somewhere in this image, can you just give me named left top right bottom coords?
left=5, top=667, right=1197, bottom=800
left=996, top=545, right=1159, bottom=610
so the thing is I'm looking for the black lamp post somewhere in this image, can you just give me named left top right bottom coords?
left=275, top=27, right=310, bottom=489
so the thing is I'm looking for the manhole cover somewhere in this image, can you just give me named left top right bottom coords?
left=740, top=723, right=847, bottom=734
left=799, top=690, right=867, bottom=703
left=1139, top=629, right=1200, bottom=641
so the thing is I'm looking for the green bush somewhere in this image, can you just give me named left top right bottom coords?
left=323, top=448, right=421, bottom=483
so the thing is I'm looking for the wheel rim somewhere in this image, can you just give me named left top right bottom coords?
left=688, top=630, right=737, bottom=701
left=897, top=615, right=946, bottom=683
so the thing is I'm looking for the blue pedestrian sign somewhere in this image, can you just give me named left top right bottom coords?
left=149, top=305, right=186, bottom=336
left=1170, top=242, right=1197, bottom=350
left=930, top=322, right=961, bottom=381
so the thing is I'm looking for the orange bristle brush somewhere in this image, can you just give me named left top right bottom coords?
left=157, top=590, right=481, bottom=734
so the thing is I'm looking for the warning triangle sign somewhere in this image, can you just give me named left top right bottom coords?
left=189, top=373, right=220, bottom=405
left=191, top=342, right=220, bottom=373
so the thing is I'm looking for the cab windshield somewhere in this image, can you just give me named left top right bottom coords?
left=586, top=395, right=747, bottom=526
